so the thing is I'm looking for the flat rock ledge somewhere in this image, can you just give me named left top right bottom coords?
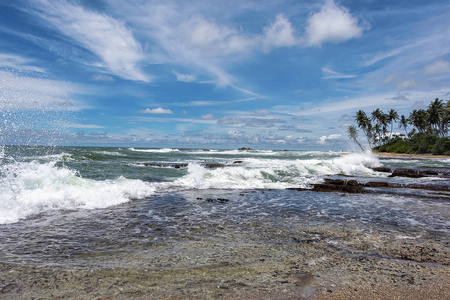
left=288, top=178, right=450, bottom=195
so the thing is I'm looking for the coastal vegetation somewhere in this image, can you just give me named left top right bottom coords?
left=348, top=98, right=450, bottom=155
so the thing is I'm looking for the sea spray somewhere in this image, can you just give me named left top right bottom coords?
left=172, top=151, right=382, bottom=190
left=0, top=160, right=156, bottom=224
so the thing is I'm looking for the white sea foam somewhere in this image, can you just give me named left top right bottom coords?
left=171, top=151, right=381, bottom=190
left=0, top=161, right=156, bottom=224
left=129, top=148, right=179, bottom=153
left=93, top=151, right=125, bottom=156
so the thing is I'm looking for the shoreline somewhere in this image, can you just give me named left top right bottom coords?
left=372, top=151, right=450, bottom=159
left=1, top=190, right=449, bottom=299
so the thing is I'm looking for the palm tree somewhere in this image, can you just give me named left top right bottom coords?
left=409, top=109, right=427, bottom=133
left=380, top=112, right=390, bottom=142
left=427, top=98, right=444, bottom=136
left=398, top=115, right=409, bottom=136
left=354, top=110, right=374, bottom=147
left=387, top=109, right=399, bottom=140
left=443, top=100, right=450, bottom=136
left=346, top=126, right=365, bottom=151
left=371, top=109, right=381, bottom=144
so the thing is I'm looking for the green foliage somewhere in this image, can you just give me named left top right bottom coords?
left=353, top=98, right=450, bottom=155
left=432, top=137, right=450, bottom=155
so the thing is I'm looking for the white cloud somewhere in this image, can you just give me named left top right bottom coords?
left=262, top=14, right=297, bottom=52
left=139, top=107, right=174, bottom=114
left=306, top=0, right=364, bottom=46
left=254, top=109, right=270, bottom=116
left=318, top=133, right=341, bottom=144
left=107, top=2, right=299, bottom=90
left=174, top=71, right=196, bottom=82
left=321, top=67, right=357, bottom=79
left=31, top=0, right=149, bottom=82
left=424, top=60, right=450, bottom=75
left=384, top=74, right=418, bottom=90
left=201, top=114, right=215, bottom=120
left=0, top=53, right=46, bottom=73
left=134, top=116, right=216, bottom=124
left=218, top=116, right=285, bottom=128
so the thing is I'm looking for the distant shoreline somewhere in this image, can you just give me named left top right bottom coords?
left=373, top=152, right=450, bottom=159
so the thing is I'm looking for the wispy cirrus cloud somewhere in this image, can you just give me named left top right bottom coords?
left=28, top=0, right=150, bottom=82
left=0, top=53, right=46, bottom=73
left=321, top=67, right=357, bottom=79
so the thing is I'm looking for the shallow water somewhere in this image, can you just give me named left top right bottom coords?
left=0, top=146, right=449, bottom=298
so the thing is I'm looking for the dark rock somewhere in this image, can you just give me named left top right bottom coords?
left=233, top=161, right=243, bottom=164
left=238, top=147, right=253, bottom=151
left=364, top=181, right=391, bottom=187
left=142, top=163, right=188, bottom=168
left=421, top=170, right=439, bottom=176
left=312, top=183, right=364, bottom=193
left=372, top=167, right=392, bottom=173
left=324, top=179, right=358, bottom=186
left=206, top=198, right=229, bottom=203
left=389, top=168, right=422, bottom=178
left=204, top=163, right=225, bottom=169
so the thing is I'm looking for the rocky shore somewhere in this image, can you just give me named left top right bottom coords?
left=1, top=187, right=449, bottom=299
left=1, top=153, right=449, bottom=299
left=1, top=218, right=448, bottom=299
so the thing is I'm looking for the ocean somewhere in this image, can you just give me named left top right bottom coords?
left=0, top=146, right=449, bottom=298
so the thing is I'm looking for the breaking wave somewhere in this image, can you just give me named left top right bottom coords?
left=0, top=160, right=156, bottom=224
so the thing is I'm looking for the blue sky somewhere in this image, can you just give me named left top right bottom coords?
left=1, top=0, right=450, bottom=150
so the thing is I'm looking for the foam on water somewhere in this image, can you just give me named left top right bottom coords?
left=172, top=151, right=381, bottom=190
left=0, top=160, right=156, bottom=224
left=129, top=148, right=179, bottom=153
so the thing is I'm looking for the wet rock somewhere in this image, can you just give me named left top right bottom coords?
left=237, top=147, right=253, bottom=151
left=312, top=179, right=364, bottom=193
left=389, top=168, right=423, bottom=178
left=140, top=162, right=225, bottom=169
left=324, top=179, right=359, bottom=186
left=203, top=163, right=225, bottom=169
left=364, top=181, right=391, bottom=187
left=142, top=163, right=188, bottom=168
left=206, top=198, right=229, bottom=203
left=372, top=167, right=392, bottom=173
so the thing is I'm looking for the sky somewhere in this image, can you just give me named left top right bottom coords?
left=1, top=0, right=450, bottom=150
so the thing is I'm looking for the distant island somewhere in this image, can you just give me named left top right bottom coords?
left=347, top=98, right=450, bottom=155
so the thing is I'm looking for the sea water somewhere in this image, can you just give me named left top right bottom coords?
left=0, top=146, right=449, bottom=269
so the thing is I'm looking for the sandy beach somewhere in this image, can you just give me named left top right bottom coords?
left=373, top=152, right=450, bottom=159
